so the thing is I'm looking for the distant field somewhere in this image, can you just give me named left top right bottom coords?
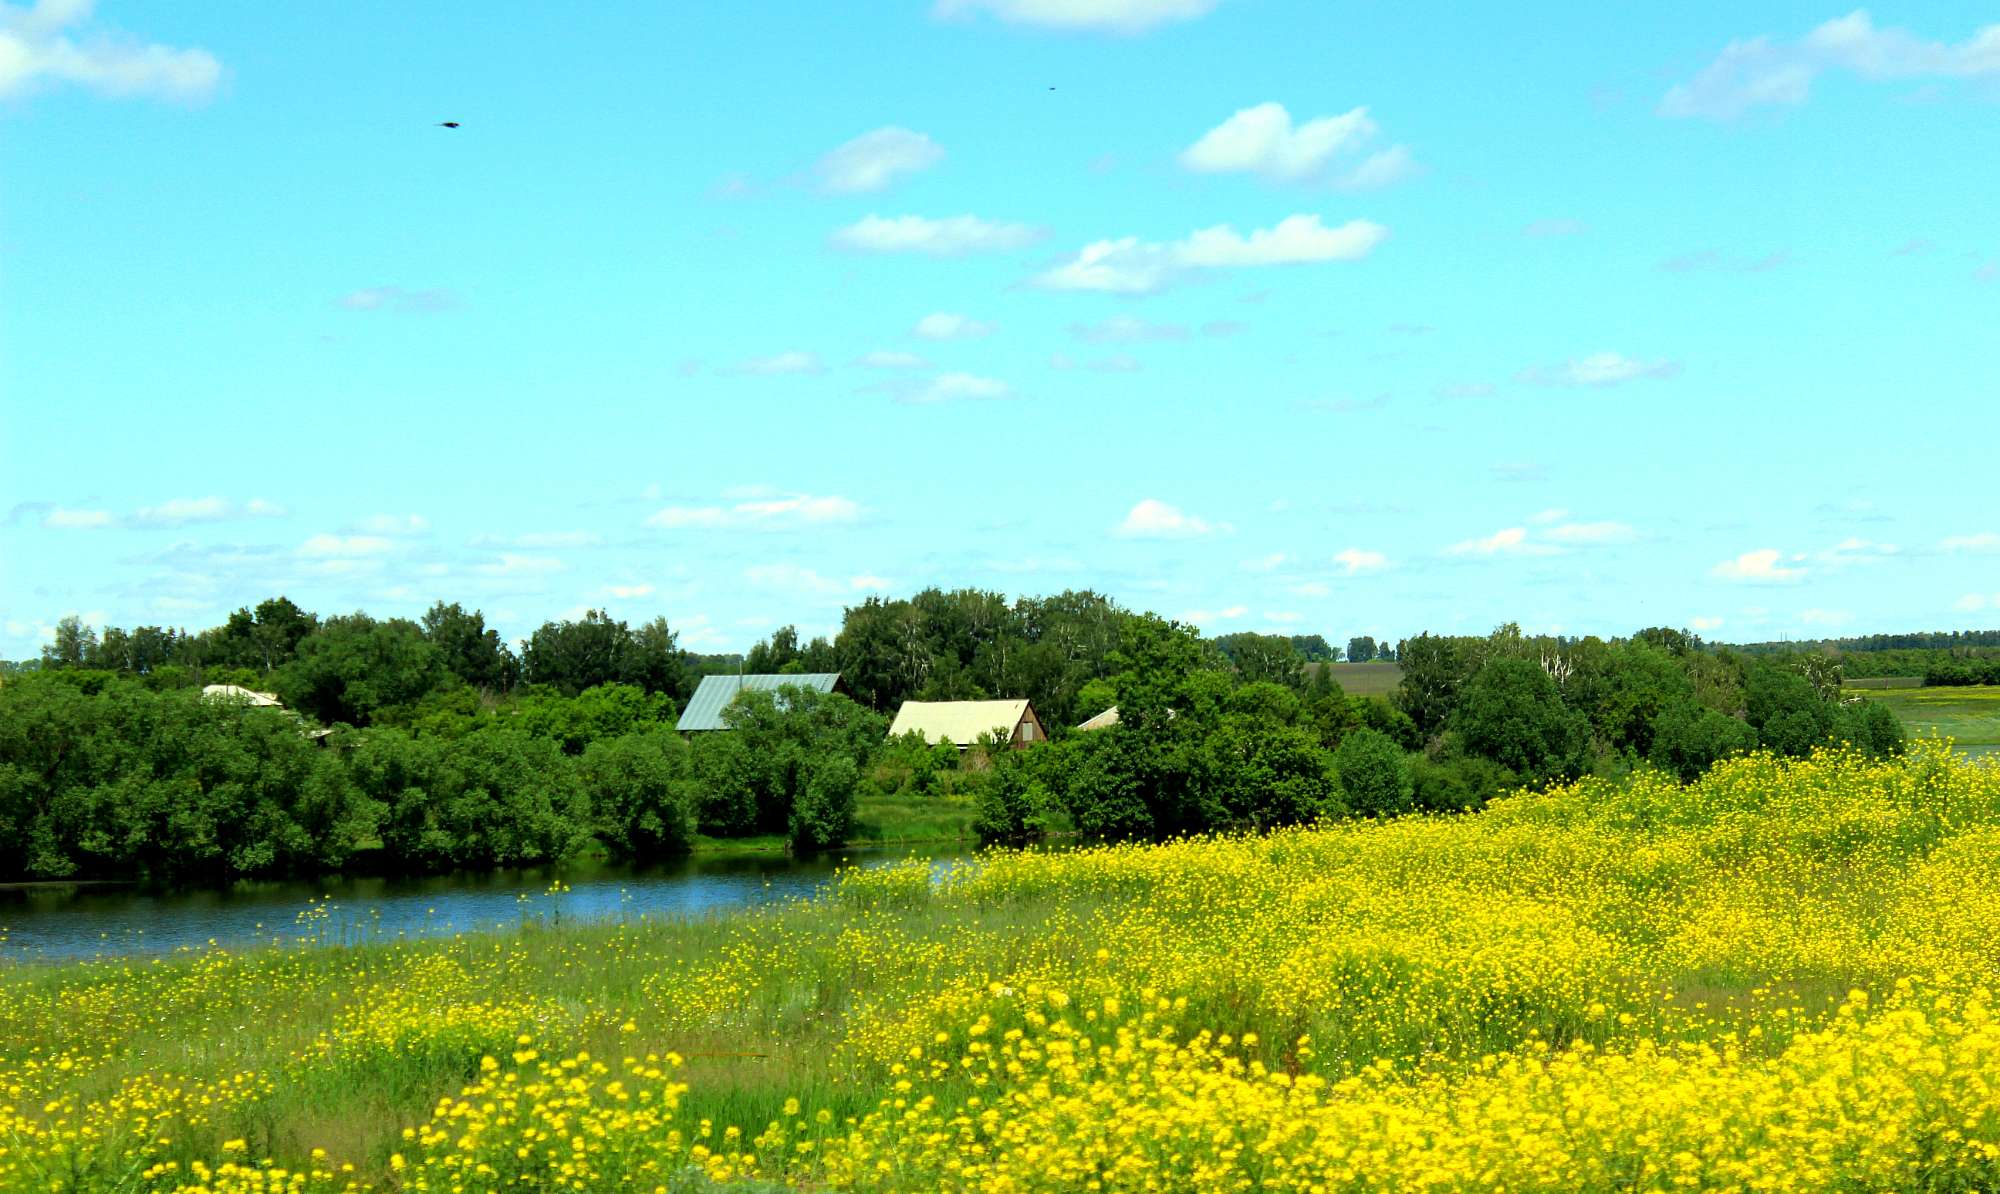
left=1844, top=676, right=1925, bottom=690
left=1850, top=684, right=2000, bottom=757
left=1314, top=661, right=1404, bottom=697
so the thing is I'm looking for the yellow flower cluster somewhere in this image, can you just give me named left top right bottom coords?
left=3, top=744, right=1999, bottom=1191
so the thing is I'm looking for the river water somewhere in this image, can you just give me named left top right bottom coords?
left=0, top=845, right=964, bottom=962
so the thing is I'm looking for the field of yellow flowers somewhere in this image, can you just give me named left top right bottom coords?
left=6, top=743, right=2000, bottom=1192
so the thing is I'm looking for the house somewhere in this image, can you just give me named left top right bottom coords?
left=675, top=672, right=845, bottom=732
left=200, top=683, right=284, bottom=707
left=888, top=699, right=1046, bottom=750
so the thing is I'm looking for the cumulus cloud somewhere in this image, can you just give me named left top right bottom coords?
left=1445, top=527, right=1558, bottom=557
left=1333, top=548, right=1389, bottom=574
left=897, top=372, right=1015, bottom=404
left=0, top=0, right=221, bottom=101
left=42, top=507, right=113, bottom=529
left=1242, top=552, right=1288, bottom=572
left=814, top=127, right=943, bottom=194
left=1516, top=351, right=1682, bottom=387
left=1114, top=498, right=1224, bottom=539
left=912, top=312, right=995, bottom=341
left=830, top=213, right=1043, bottom=256
left=1035, top=214, right=1388, bottom=294
left=1690, top=615, right=1726, bottom=631
left=1661, top=10, right=2000, bottom=120
left=337, top=286, right=456, bottom=314
left=1180, top=604, right=1248, bottom=624
left=745, top=563, right=891, bottom=597
left=729, top=350, right=825, bottom=376
left=1179, top=103, right=1407, bottom=186
left=647, top=492, right=861, bottom=531
left=931, top=0, right=1219, bottom=35
left=1942, top=531, right=2000, bottom=553
left=605, top=583, right=656, bottom=599
left=298, top=534, right=394, bottom=558
left=1711, top=548, right=1807, bottom=583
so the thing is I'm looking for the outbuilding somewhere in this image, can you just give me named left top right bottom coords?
left=887, top=699, right=1046, bottom=750
left=675, top=672, right=845, bottom=733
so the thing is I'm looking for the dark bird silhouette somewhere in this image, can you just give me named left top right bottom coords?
left=438, top=121, right=460, bottom=129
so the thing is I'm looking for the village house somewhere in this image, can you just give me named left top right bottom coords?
left=888, top=699, right=1046, bottom=750
left=674, top=672, right=845, bottom=732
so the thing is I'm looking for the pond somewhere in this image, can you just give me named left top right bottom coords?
left=0, top=845, right=967, bottom=962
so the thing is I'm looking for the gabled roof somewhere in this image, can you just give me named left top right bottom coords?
left=201, top=684, right=284, bottom=707
left=675, top=672, right=842, bottom=732
left=1077, top=705, right=1121, bottom=732
left=889, top=699, right=1034, bottom=747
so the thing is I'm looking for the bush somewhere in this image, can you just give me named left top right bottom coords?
left=1648, top=701, right=1758, bottom=782
left=791, top=754, right=860, bottom=852
left=353, top=726, right=591, bottom=872
left=1334, top=728, right=1414, bottom=817
left=580, top=730, right=698, bottom=859
left=1407, top=749, right=1517, bottom=813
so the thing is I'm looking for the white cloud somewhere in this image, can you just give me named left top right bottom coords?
left=1528, top=508, right=1570, bottom=525
left=1333, top=547, right=1389, bottom=574
left=1035, top=214, right=1388, bottom=294
left=830, top=213, right=1043, bottom=256
left=1544, top=520, right=1637, bottom=545
left=338, top=286, right=455, bottom=313
left=1180, top=102, right=1373, bottom=180
left=1048, top=351, right=1141, bottom=373
left=1661, top=10, right=2000, bottom=120
left=931, top=0, right=1219, bottom=35
left=912, top=312, right=995, bottom=340
left=899, top=372, right=1014, bottom=404
left=1446, top=527, right=1558, bottom=557
left=129, top=496, right=230, bottom=527
left=1289, top=581, right=1331, bottom=598
left=1690, top=615, right=1725, bottom=631
left=1180, top=604, right=1248, bottom=624
left=1068, top=314, right=1188, bottom=343
left=730, top=350, right=825, bottom=376
left=474, top=554, right=565, bottom=577
left=605, top=583, right=656, bottom=599
left=815, top=127, right=943, bottom=194
left=42, top=507, right=113, bottom=528
left=245, top=498, right=287, bottom=517
left=1942, top=531, right=2000, bottom=553
left=298, top=534, right=393, bottom=558
left=514, top=531, right=601, bottom=549
left=744, top=563, right=889, bottom=597
left=1243, top=552, right=1288, bottom=572
left=351, top=513, right=430, bottom=536
left=1711, top=548, right=1806, bottom=583
left=856, top=350, right=932, bottom=369
left=1516, top=351, right=1682, bottom=387
left=1114, top=498, right=1223, bottom=539
left=647, top=492, right=861, bottom=530
left=0, top=0, right=221, bottom=101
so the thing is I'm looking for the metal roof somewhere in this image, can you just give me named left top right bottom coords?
left=888, top=699, right=1035, bottom=747
left=674, top=673, right=842, bottom=732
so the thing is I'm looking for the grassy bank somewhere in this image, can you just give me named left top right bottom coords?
left=6, top=746, right=2000, bottom=1191
left=1852, top=682, right=2000, bottom=756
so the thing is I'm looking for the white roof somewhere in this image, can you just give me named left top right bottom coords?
left=201, top=684, right=284, bottom=707
left=889, top=699, right=1033, bottom=746
left=1077, top=705, right=1121, bottom=732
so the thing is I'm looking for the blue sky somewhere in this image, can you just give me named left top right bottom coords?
left=4, top=0, right=1998, bottom=657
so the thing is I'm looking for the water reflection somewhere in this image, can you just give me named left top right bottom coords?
left=0, top=845, right=967, bottom=962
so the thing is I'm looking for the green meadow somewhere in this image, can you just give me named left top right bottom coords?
left=1852, top=684, right=2000, bottom=756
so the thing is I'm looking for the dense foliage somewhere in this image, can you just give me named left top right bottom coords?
left=5, top=594, right=1922, bottom=883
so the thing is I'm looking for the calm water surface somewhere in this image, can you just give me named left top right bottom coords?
left=0, top=845, right=967, bottom=962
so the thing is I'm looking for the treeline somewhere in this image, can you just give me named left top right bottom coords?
left=969, top=621, right=1906, bottom=840
left=1728, top=629, right=2000, bottom=654
left=6, top=593, right=1907, bottom=885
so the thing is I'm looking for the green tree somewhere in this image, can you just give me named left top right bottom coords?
left=1333, top=727, right=1414, bottom=817
left=1451, top=657, right=1590, bottom=784
left=580, top=730, right=698, bottom=858
left=421, top=601, right=519, bottom=692
left=353, top=726, right=590, bottom=872
left=1648, top=701, right=1757, bottom=781
left=277, top=615, right=452, bottom=726
left=1347, top=635, right=1378, bottom=664
left=41, top=615, right=97, bottom=669
left=1215, top=633, right=1307, bottom=689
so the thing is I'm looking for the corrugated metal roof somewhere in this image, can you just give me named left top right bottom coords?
left=674, top=673, right=842, bottom=732
left=1076, top=705, right=1120, bottom=732
left=888, top=699, right=1033, bottom=747
left=201, top=684, right=284, bottom=707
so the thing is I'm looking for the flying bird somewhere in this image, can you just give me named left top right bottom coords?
left=438, top=121, right=460, bottom=129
